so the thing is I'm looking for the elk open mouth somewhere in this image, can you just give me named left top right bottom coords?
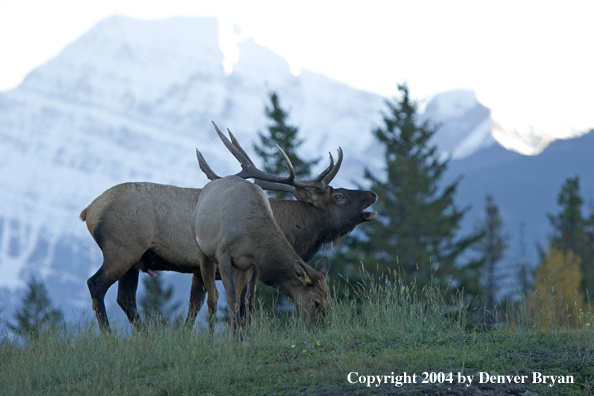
left=363, top=210, right=377, bottom=221
left=362, top=192, right=377, bottom=221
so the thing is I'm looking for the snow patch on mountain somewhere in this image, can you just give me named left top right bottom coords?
left=422, top=90, right=494, bottom=159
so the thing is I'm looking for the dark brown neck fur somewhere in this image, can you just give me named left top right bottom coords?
left=269, top=199, right=341, bottom=262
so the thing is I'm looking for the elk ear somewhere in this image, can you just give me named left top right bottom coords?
left=315, top=256, right=330, bottom=277
left=293, top=187, right=323, bottom=206
left=294, top=261, right=312, bottom=285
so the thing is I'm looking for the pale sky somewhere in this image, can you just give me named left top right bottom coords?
left=1, top=0, right=593, bottom=150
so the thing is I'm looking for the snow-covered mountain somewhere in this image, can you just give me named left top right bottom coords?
left=0, top=15, right=573, bottom=324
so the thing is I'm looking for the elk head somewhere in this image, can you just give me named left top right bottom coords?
left=289, top=256, right=331, bottom=328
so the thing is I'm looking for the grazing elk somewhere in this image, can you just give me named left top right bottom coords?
left=81, top=123, right=377, bottom=331
left=193, top=130, right=340, bottom=336
left=193, top=172, right=330, bottom=338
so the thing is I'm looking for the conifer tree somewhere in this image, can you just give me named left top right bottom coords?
left=10, top=277, right=63, bottom=336
left=548, top=177, right=587, bottom=253
left=547, top=176, right=594, bottom=297
left=335, top=83, right=481, bottom=290
left=139, top=274, right=181, bottom=326
left=254, top=91, right=320, bottom=198
left=473, top=195, right=508, bottom=310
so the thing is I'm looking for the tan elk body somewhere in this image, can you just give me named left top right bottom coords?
left=192, top=176, right=330, bottom=336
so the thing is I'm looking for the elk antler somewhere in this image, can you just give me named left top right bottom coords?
left=221, top=125, right=296, bottom=193
left=291, top=147, right=343, bottom=192
left=214, top=121, right=343, bottom=191
left=196, top=149, right=220, bottom=180
left=250, top=148, right=343, bottom=193
left=197, top=122, right=296, bottom=186
left=198, top=122, right=343, bottom=193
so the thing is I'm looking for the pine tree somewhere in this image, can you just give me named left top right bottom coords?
left=10, top=277, right=63, bottom=336
left=334, top=83, right=481, bottom=291
left=547, top=176, right=594, bottom=297
left=254, top=91, right=320, bottom=198
left=473, top=195, right=508, bottom=310
left=548, top=177, right=586, bottom=252
left=139, top=274, right=181, bottom=326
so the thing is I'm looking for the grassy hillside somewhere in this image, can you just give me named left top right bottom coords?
left=1, top=276, right=592, bottom=396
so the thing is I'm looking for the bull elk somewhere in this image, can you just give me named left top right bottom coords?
left=81, top=123, right=377, bottom=331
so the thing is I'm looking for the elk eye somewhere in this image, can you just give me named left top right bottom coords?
left=314, top=300, right=321, bottom=308
left=333, top=194, right=344, bottom=201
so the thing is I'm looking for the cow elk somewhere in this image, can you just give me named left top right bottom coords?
left=193, top=173, right=330, bottom=338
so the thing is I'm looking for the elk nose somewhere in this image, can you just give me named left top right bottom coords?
left=370, top=192, right=378, bottom=201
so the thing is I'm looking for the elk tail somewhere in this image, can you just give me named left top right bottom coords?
left=80, top=207, right=88, bottom=222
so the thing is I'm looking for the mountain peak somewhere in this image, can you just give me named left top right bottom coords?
left=19, top=16, right=225, bottom=111
left=422, top=90, right=494, bottom=159
left=232, top=37, right=294, bottom=82
left=425, top=90, right=478, bottom=119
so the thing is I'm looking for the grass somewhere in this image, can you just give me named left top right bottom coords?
left=1, top=275, right=593, bottom=396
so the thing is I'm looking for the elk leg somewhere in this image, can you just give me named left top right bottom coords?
left=244, top=267, right=259, bottom=329
left=233, top=269, right=250, bottom=331
left=87, top=266, right=118, bottom=332
left=88, top=244, right=147, bottom=332
left=198, top=249, right=218, bottom=334
left=218, top=252, right=238, bottom=342
left=232, top=258, right=256, bottom=331
left=117, top=267, right=142, bottom=329
left=185, top=273, right=206, bottom=329
left=238, top=287, right=248, bottom=323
